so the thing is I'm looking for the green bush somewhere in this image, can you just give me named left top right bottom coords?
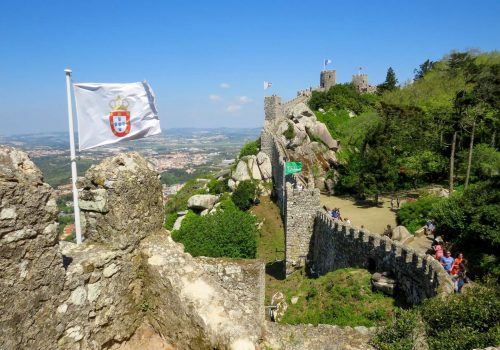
left=396, top=195, right=443, bottom=233
left=239, top=139, right=260, bottom=158
left=207, top=178, right=229, bottom=194
left=232, top=180, right=258, bottom=211
left=420, top=283, right=500, bottom=350
left=171, top=201, right=258, bottom=258
left=371, top=309, right=419, bottom=350
left=372, top=283, right=500, bottom=350
left=283, top=122, right=295, bottom=140
left=165, top=212, right=177, bottom=230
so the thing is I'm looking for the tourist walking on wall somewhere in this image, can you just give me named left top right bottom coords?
left=440, top=251, right=454, bottom=274
left=454, top=261, right=468, bottom=293
left=451, top=253, right=464, bottom=276
left=433, top=242, right=444, bottom=260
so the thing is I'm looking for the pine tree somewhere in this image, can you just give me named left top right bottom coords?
left=378, top=67, right=398, bottom=93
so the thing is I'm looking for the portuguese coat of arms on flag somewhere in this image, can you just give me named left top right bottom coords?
left=73, top=81, right=161, bottom=150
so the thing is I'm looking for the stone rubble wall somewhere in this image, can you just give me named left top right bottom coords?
left=56, top=242, right=143, bottom=349
left=0, top=147, right=264, bottom=350
left=197, top=257, right=266, bottom=328
left=0, top=146, right=66, bottom=350
left=311, top=211, right=454, bottom=304
left=141, top=234, right=262, bottom=350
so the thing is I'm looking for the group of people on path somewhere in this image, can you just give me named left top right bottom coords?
left=433, top=238, right=467, bottom=293
left=323, top=206, right=351, bottom=225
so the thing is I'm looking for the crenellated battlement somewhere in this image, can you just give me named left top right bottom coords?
left=312, top=211, right=454, bottom=303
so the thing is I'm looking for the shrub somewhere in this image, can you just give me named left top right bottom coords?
left=372, top=283, right=500, bottom=350
left=171, top=201, right=258, bottom=258
left=371, top=308, right=419, bottom=350
left=239, top=139, right=260, bottom=158
left=396, top=195, right=442, bottom=233
left=207, top=178, right=229, bottom=194
left=164, top=212, right=177, bottom=230
left=283, top=122, right=295, bottom=140
left=232, top=180, right=258, bottom=211
left=420, top=283, right=500, bottom=350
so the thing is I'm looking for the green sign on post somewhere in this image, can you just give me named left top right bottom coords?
left=285, top=161, right=303, bottom=175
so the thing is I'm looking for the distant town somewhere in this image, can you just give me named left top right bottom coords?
left=0, top=128, right=260, bottom=240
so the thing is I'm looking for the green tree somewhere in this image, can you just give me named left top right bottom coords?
left=431, top=178, right=500, bottom=279
left=414, top=59, right=436, bottom=81
left=378, top=67, right=398, bottom=93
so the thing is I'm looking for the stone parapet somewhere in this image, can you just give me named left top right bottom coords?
left=311, top=211, right=454, bottom=303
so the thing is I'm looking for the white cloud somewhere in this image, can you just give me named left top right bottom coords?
left=209, top=94, right=222, bottom=102
left=238, top=96, right=252, bottom=104
left=226, top=104, right=242, bottom=113
left=220, top=82, right=231, bottom=89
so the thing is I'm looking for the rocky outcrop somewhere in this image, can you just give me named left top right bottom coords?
left=256, top=152, right=272, bottom=180
left=231, top=153, right=273, bottom=183
left=0, top=146, right=65, bottom=350
left=78, top=152, right=163, bottom=249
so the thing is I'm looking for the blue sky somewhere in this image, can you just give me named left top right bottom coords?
left=0, top=0, right=499, bottom=135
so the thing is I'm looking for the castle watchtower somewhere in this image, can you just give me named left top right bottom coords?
left=320, top=70, right=336, bottom=91
left=352, top=74, right=369, bottom=92
left=264, top=95, right=283, bottom=121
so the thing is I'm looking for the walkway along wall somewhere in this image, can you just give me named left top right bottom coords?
left=311, top=212, right=454, bottom=304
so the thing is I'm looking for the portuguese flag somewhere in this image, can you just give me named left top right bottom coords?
left=285, top=161, right=303, bottom=175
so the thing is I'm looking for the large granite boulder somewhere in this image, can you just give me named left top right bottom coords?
left=248, top=156, right=262, bottom=180
left=313, top=123, right=339, bottom=150
left=0, top=146, right=65, bottom=349
left=392, top=225, right=413, bottom=243
left=78, top=152, right=163, bottom=249
left=232, top=159, right=251, bottom=181
left=187, top=194, right=218, bottom=210
left=256, top=152, right=272, bottom=180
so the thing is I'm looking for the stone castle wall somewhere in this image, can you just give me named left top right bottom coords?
left=311, top=212, right=454, bottom=303
left=284, top=183, right=320, bottom=274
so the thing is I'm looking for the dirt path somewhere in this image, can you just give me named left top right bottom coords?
left=320, top=195, right=398, bottom=234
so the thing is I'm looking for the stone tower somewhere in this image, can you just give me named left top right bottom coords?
left=264, top=95, right=283, bottom=121
left=320, top=70, right=336, bottom=91
left=352, top=74, right=369, bottom=92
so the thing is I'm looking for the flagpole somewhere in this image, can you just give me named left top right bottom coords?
left=64, top=69, right=83, bottom=244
